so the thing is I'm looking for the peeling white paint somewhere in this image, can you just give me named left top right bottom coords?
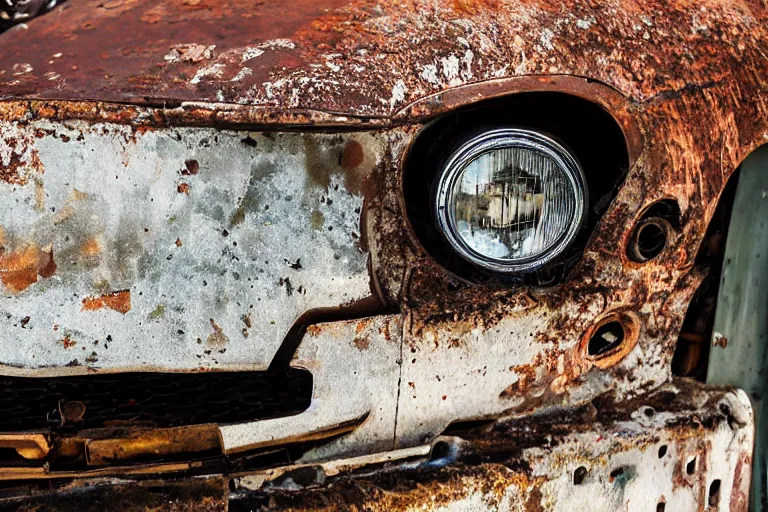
left=190, top=63, right=225, bottom=85
left=420, top=64, right=439, bottom=86
left=0, top=122, right=384, bottom=373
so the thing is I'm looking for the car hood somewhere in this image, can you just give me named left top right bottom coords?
left=0, top=0, right=765, bottom=119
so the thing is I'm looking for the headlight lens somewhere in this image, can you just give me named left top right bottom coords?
left=435, top=128, right=587, bottom=273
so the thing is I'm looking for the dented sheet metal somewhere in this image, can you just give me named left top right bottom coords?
left=0, top=122, right=386, bottom=372
left=226, top=381, right=753, bottom=511
left=0, top=380, right=747, bottom=510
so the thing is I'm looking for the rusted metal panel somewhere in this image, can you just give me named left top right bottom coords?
left=0, top=2, right=766, bottom=510
left=230, top=381, right=754, bottom=511
left=0, top=381, right=749, bottom=510
left=220, top=315, right=402, bottom=460
left=85, top=424, right=222, bottom=466
left=0, top=0, right=765, bottom=120
left=0, top=476, right=229, bottom=511
left=0, top=122, right=389, bottom=373
left=232, top=381, right=754, bottom=511
left=1, top=72, right=767, bottom=482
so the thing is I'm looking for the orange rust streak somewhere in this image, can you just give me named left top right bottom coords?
left=81, top=290, right=132, bottom=314
left=0, top=245, right=56, bottom=292
left=80, top=238, right=101, bottom=257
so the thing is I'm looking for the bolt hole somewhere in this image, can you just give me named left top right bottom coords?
left=573, top=466, right=587, bottom=485
left=658, top=445, right=667, bottom=458
left=588, top=321, right=625, bottom=357
left=430, top=441, right=452, bottom=461
left=636, top=221, right=667, bottom=259
left=709, top=479, right=721, bottom=507
left=657, top=502, right=666, bottom=512
left=628, top=213, right=676, bottom=263
left=686, top=457, right=697, bottom=475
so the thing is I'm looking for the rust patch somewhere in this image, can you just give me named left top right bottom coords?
left=501, top=360, right=538, bottom=397
left=61, top=335, right=76, bottom=349
left=340, top=139, right=364, bottom=171
left=579, top=310, right=641, bottom=370
left=0, top=135, right=44, bottom=186
left=80, top=237, right=101, bottom=257
left=177, top=182, right=190, bottom=194
left=81, top=290, right=132, bottom=314
left=730, top=452, right=751, bottom=512
left=353, top=321, right=370, bottom=350
left=0, top=244, right=56, bottom=292
left=452, top=0, right=500, bottom=16
left=182, top=159, right=199, bottom=175
left=86, top=424, right=222, bottom=466
left=206, top=319, right=229, bottom=347
left=713, top=332, right=728, bottom=349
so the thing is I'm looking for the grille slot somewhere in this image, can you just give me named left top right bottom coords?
left=0, top=369, right=312, bottom=430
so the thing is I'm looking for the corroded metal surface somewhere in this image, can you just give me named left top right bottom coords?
left=226, top=381, right=753, bottom=511
left=0, top=123, right=385, bottom=372
left=221, top=316, right=401, bottom=459
left=0, top=0, right=767, bottom=508
left=0, top=381, right=750, bottom=510
left=0, top=0, right=765, bottom=118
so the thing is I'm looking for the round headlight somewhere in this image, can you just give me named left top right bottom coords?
left=435, top=128, right=587, bottom=273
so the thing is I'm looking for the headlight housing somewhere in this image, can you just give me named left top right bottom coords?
left=435, top=128, right=588, bottom=273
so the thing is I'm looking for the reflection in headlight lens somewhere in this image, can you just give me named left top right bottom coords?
left=435, top=129, right=587, bottom=273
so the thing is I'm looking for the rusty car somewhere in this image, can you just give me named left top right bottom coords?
left=0, top=0, right=766, bottom=510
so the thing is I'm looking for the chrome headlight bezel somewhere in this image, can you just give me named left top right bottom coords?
left=434, top=128, right=588, bottom=273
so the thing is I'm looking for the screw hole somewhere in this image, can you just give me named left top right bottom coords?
left=709, top=479, right=721, bottom=507
left=588, top=321, right=625, bottom=357
left=573, top=466, right=587, bottom=485
left=658, top=445, right=667, bottom=458
left=686, top=456, right=697, bottom=475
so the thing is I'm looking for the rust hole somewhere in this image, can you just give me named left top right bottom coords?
left=708, top=479, right=721, bottom=507
left=588, top=321, right=624, bottom=357
left=658, top=445, right=668, bottom=458
left=686, top=456, right=697, bottom=475
left=581, top=311, right=640, bottom=369
left=573, top=466, right=587, bottom=485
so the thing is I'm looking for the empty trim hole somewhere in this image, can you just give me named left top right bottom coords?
left=658, top=445, right=667, bottom=458
left=573, top=466, right=587, bottom=485
left=709, top=479, right=721, bottom=507
left=686, top=457, right=697, bottom=475
left=657, top=502, right=666, bottom=512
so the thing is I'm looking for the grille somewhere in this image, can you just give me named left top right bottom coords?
left=0, top=369, right=312, bottom=430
